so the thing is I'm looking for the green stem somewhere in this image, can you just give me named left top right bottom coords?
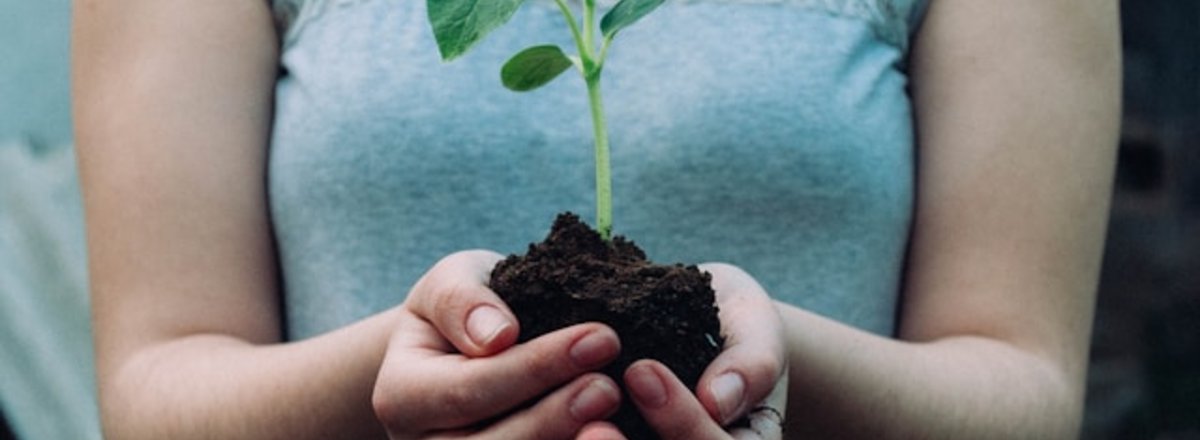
left=552, top=0, right=588, bottom=65
left=562, top=0, right=611, bottom=240
left=598, top=34, right=614, bottom=65
left=585, top=73, right=612, bottom=241
left=583, top=0, right=597, bottom=56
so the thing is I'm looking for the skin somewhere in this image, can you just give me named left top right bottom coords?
left=771, top=1, right=1121, bottom=438
left=73, top=0, right=1120, bottom=438
left=73, top=3, right=782, bottom=437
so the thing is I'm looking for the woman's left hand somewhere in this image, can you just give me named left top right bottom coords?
left=577, top=263, right=789, bottom=440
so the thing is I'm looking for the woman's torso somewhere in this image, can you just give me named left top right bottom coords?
left=268, top=0, right=927, bottom=340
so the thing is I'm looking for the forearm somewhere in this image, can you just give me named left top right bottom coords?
left=99, top=308, right=399, bottom=440
left=778, top=303, right=1080, bottom=439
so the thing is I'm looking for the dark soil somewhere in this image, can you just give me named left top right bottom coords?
left=490, top=213, right=724, bottom=439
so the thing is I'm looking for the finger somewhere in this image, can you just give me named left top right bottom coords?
left=463, top=374, right=621, bottom=440
left=696, top=263, right=787, bottom=425
left=375, top=323, right=621, bottom=432
left=725, top=381, right=788, bottom=440
left=575, top=421, right=626, bottom=440
left=405, top=250, right=518, bottom=356
left=753, top=372, right=789, bottom=440
left=624, top=360, right=729, bottom=440
left=744, top=403, right=786, bottom=440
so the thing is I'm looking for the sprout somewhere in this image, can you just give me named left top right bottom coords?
left=427, top=0, right=664, bottom=240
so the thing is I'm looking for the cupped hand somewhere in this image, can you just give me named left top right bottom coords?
left=576, top=262, right=788, bottom=440
left=372, top=250, right=624, bottom=439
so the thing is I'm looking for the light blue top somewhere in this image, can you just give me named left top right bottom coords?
left=268, top=0, right=928, bottom=340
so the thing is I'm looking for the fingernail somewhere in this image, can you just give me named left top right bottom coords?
left=710, top=372, right=746, bottom=423
left=570, top=379, right=620, bottom=422
left=627, top=364, right=668, bottom=408
left=569, top=330, right=619, bottom=369
left=466, top=305, right=511, bottom=347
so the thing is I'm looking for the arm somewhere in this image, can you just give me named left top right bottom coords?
left=73, top=2, right=620, bottom=439
left=73, top=1, right=394, bottom=438
left=777, top=0, right=1121, bottom=438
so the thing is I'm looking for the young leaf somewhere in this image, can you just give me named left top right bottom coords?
left=428, top=0, right=526, bottom=60
left=501, top=45, right=574, bottom=91
left=599, top=0, right=664, bottom=39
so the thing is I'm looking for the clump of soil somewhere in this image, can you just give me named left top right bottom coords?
left=490, top=212, right=724, bottom=439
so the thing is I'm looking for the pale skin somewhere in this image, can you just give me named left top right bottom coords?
left=73, top=0, right=1120, bottom=439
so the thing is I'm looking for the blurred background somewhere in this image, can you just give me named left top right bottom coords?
left=1, top=1, right=1196, bottom=439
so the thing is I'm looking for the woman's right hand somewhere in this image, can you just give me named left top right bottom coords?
left=372, top=250, right=624, bottom=439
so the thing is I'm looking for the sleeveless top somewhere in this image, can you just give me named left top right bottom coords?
left=268, top=0, right=928, bottom=340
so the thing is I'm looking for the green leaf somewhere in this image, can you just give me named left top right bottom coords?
left=427, top=0, right=526, bottom=60
left=501, top=45, right=574, bottom=91
left=599, top=0, right=663, bottom=39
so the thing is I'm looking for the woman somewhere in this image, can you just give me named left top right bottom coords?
left=72, top=0, right=1120, bottom=438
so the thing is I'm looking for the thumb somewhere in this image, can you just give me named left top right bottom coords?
left=404, top=250, right=519, bottom=356
left=695, top=263, right=786, bottom=426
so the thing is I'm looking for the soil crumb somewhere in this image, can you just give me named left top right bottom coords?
left=490, top=213, right=724, bottom=439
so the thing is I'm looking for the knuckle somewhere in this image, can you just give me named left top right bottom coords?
left=744, top=351, right=784, bottom=387
left=508, top=384, right=592, bottom=440
left=431, top=282, right=470, bottom=316
left=408, top=271, right=444, bottom=312
left=519, top=339, right=558, bottom=370
left=410, top=251, right=502, bottom=316
left=416, top=252, right=473, bottom=292
left=489, top=348, right=560, bottom=402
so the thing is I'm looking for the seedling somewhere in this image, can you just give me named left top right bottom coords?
left=427, top=0, right=664, bottom=241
